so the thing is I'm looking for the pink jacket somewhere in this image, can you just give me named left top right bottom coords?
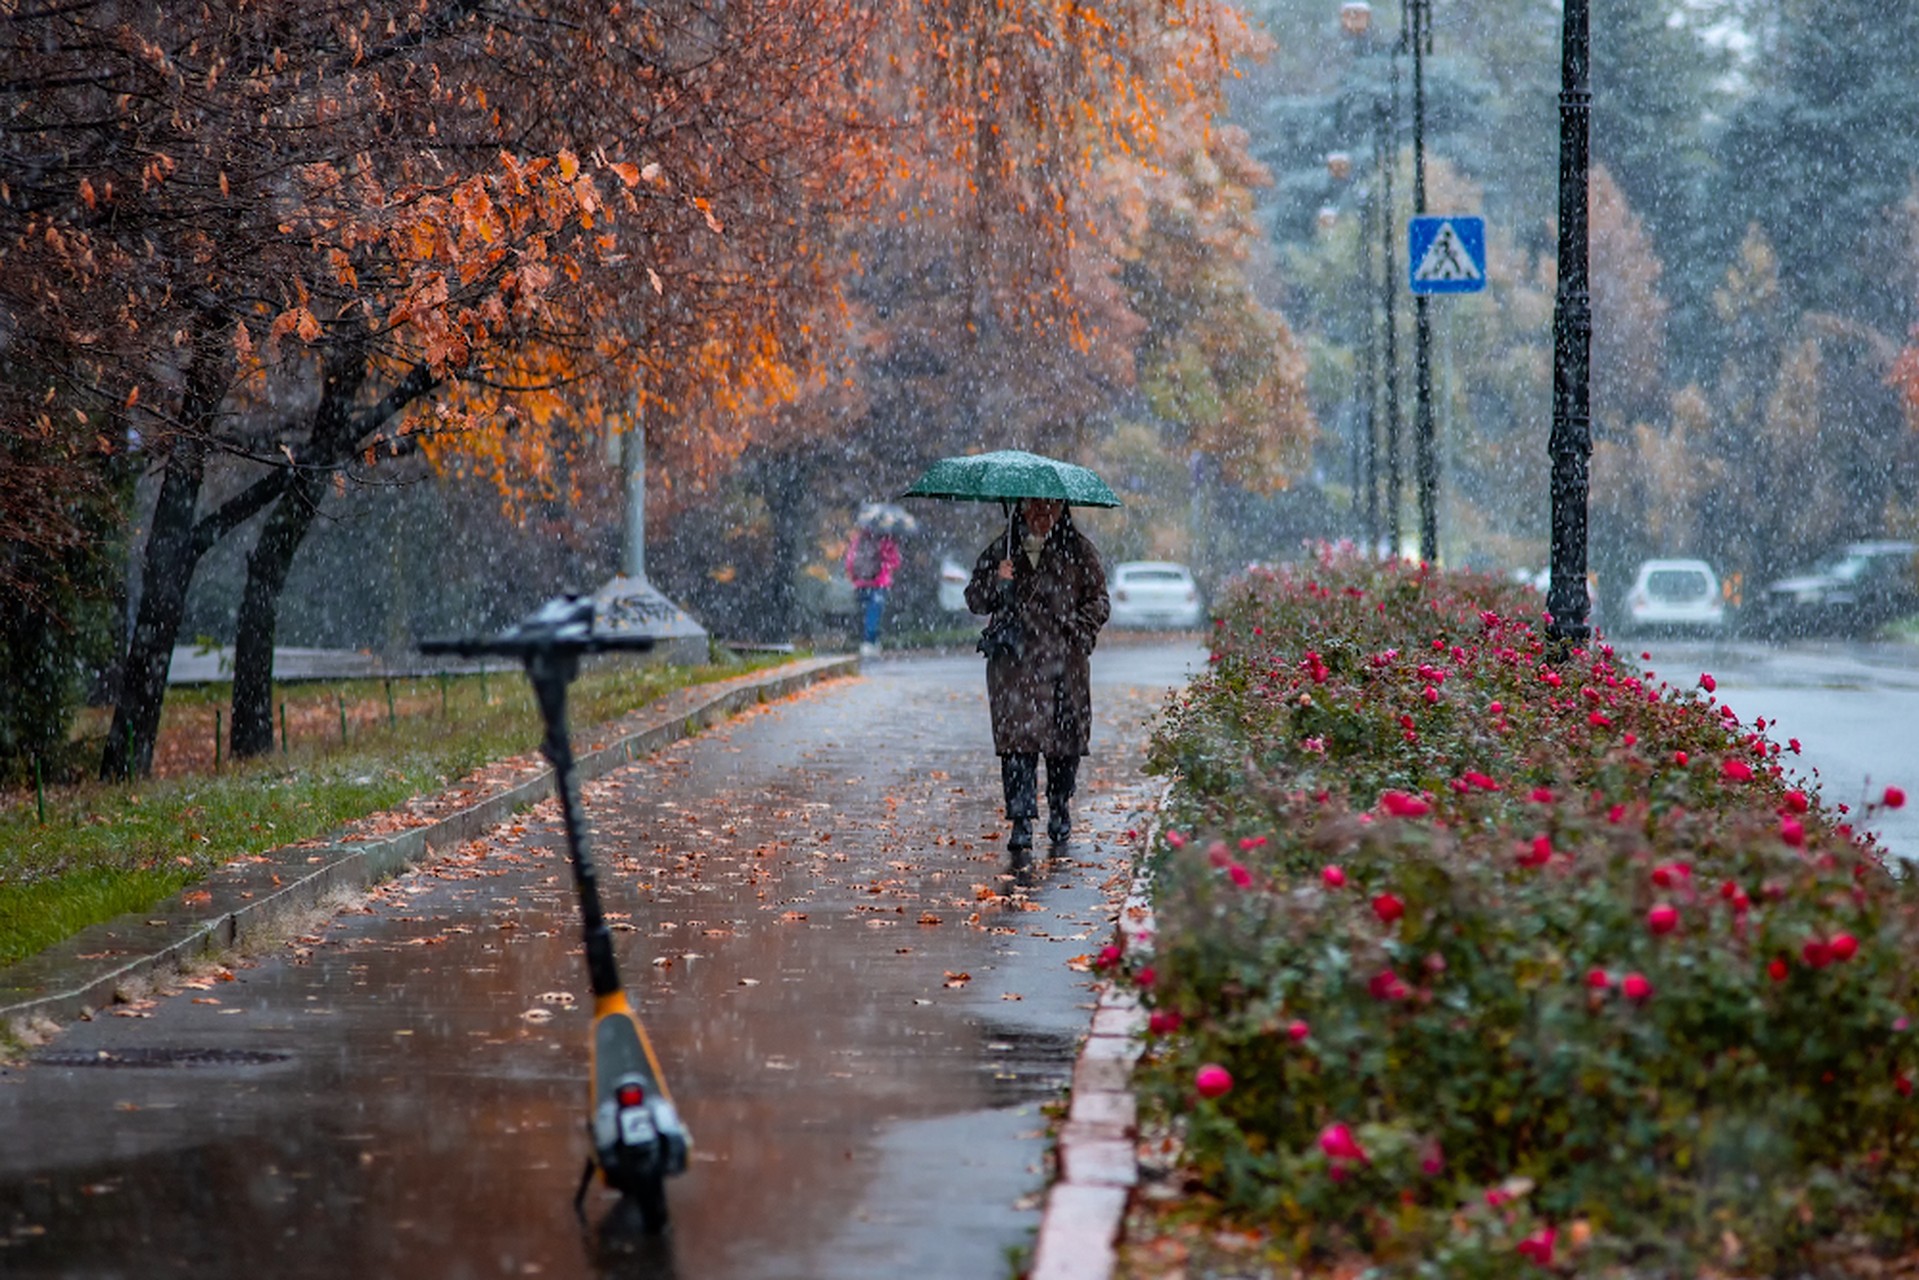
left=844, top=531, right=902, bottom=589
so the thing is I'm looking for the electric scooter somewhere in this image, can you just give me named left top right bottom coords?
left=422, top=594, right=690, bottom=1232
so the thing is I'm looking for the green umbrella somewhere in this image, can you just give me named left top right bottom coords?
left=900, top=449, right=1121, bottom=508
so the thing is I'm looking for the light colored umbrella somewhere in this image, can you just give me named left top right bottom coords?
left=900, top=449, right=1121, bottom=509
left=855, top=501, right=920, bottom=535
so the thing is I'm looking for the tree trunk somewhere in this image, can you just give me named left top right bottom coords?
left=760, top=450, right=813, bottom=642
left=229, top=473, right=325, bottom=757
left=100, top=319, right=241, bottom=780
left=229, top=346, right=371, bottom=759
left=100, top=438, right=208, bottom=780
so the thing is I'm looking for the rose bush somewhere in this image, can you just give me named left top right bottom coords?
left=1131, top=549, right=1919, bottom=1276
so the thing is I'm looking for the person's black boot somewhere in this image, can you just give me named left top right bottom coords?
left=1001, top=753, right=1039, bottom=854
left=1045, top=754, right=1079, bottom=845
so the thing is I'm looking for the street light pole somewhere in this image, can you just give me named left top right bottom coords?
left=1339, top=2, right=1396, bottom=558
left=1359, top=178, right=1380, bottom=552
left=1547, top=0, right=1592, bottom=645
left=1380, top=65, right=1403, bottom=558
left=1407, top=0, right=1437, bottom=563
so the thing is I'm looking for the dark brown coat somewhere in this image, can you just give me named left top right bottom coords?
left=964, top=514, right=1110, bottom=756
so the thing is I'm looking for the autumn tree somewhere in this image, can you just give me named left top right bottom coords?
left=4, top=0, right=882, bottom=773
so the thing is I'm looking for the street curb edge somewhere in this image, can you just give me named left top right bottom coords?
left=1027, top=779, right=1170, bottom=1280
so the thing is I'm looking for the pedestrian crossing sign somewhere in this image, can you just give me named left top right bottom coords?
left=1408, top=216, right=1487, bottom=294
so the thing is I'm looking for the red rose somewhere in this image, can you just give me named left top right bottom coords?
left=1228, top=863, right=1253, bottom=888
left=1322, top=864, right=1347, bottom=889
left=1195, top=1063, right=1233, bottom=1099
left=1368, top=969, right=1409, bottom=1001
left=1785, top=790, right=1810, bottom=814
left=1802, top=939, right=1833, bottom=969
left=1780, top=817, right=1805, bottom=847
left=1885, top=786, right=1908, bottom=810
left=1148, top=1010, right=1183, bottom=1035
left=1380, top=791, right=1431, bottom=817
left=1830, top=933, right=1859, bottom=961
left=1287, top=1019, right=1311, bottom=1042
left=1318, top=1122, right=1368, bottom=1162
left=1586, top=967, right=1612, bottom=990
left=1372, top=893, right=1406, bottom=924
left=1722, top=759, right=1754, bottom=782
left=1768, top=957, right=1790, bottom=982
left=1517, top=1226, right=1558, bottom=1268
left=1699, top=673, right=1716, bottom=693
left=1674, top=750, right=1689, bottom=767
left=1622, top=972, right=1653, bottom=1002
left=1647, top=903, right=1680, bottom=935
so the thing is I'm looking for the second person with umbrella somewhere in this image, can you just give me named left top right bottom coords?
left=964, top=497, right=1110, bottom=853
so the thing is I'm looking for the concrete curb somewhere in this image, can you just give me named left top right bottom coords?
left=1028, top=787, right=1166, bottom=1280
left=1, top=655, right=858, bottom=1030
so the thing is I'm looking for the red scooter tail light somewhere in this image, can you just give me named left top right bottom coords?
left=616, top=1082, right=646, bottom=1108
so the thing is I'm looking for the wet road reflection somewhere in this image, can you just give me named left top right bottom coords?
left=0, top=642, right=1202, bottom=1279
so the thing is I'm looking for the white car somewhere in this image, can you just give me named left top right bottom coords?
left=1619, top=558, right=1725, bottom=635
left=1109, top=561, right=1204, bottom=629
left=937, top=555, right=971, bottom=612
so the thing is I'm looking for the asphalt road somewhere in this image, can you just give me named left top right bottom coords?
left=0, top=641, right=1205, bottom=1280
left=1630, top=636, right=1919, bottom=861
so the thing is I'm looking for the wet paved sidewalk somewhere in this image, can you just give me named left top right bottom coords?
left=0, top=643, right=1201, bottom=1279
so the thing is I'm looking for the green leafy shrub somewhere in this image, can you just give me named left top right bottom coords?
left=1131, top=548, right=1919, bottom=1275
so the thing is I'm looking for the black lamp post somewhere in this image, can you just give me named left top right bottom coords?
left=1406, top=0, right=1437, bottom=563
left=1547, top=0, right=1592, bottom=645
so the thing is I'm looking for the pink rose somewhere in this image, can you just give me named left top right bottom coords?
left=1622, top=972, right=1653, bottom=1002
left=1318, top=1122, right=1368, bottom=1162
left=1322, top=864, right=1347, bottom=889
left=1195, top=1063, right=1233, bottom=1099
left=1647, top=903, right=1679, bottom=935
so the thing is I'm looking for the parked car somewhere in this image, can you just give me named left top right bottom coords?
left=937, top=555, right=971, bottom=612
left=1617, top=558, right=1726, bottom=636
left=1109, top=561, right=1204, bottom=629
left=1526, top=568, right=1602, bottom=633
left=1753, top=541, right=1919, bottom=638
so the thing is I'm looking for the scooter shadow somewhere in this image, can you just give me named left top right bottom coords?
left=583, top=1197, right=680, bottom=1278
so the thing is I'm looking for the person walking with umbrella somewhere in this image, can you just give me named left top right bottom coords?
left=964, top=496, right=1109, bottom=852
left=846, top=502, right=913, bottom=658
left=904, top=451, right=1118, bottom=855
